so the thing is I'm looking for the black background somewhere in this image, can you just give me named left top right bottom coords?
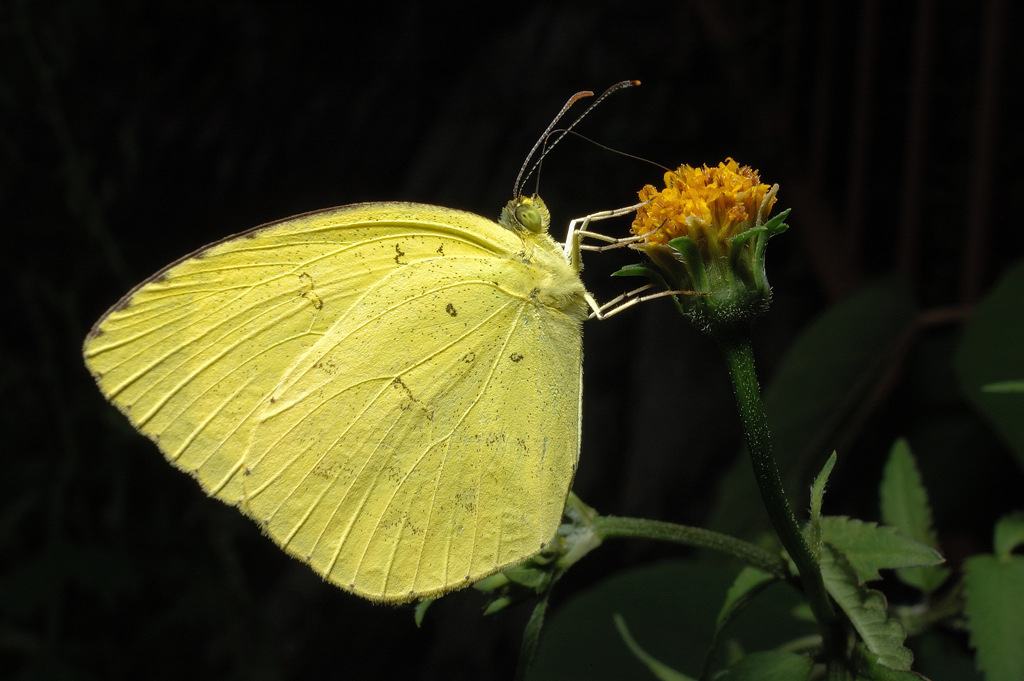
left=3, top=1, right=1022, bottom=679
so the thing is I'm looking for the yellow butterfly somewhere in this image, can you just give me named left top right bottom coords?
left=83, top=82, right=638, bottom=603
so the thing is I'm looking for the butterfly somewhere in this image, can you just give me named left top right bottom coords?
left=83, top=81, right=638, bottom=603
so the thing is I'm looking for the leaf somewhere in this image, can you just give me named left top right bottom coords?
left=982, top=381, right=1024, bottom=393
left=527, top=560, right=816, bottom=681
left=708, top=567, right=780, bottom=671
left=993, top=510, right=1024, bottom=559
left=819, top=516, right=942, bottom=583
left=819, top=544, right=913, bottom=671
left=852, top=644, right=929, bottom=680
left=715, top=567, right=778, bottom=631
left=964, top=554, right=1024, bottom=681
left=708, top=276, right=917, bottom=538
left=413, top=598, right=433, bottom=627
left=714, top=650, right=813, bottom=681
left=613, top=613, right=698, bottom=681
left=808, top=452, right=838, bottom=557
left=515, top=595, right=551, bottom=681
left=954, top=258, right=1024, bottom=470
left=878, top=439, right=950, bottom=592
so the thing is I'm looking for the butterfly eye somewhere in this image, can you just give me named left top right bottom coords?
left=515, top=202, right=544, bottom=233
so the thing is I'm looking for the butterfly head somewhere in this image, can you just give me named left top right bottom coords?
left=501, top=195, right=551, bottom=235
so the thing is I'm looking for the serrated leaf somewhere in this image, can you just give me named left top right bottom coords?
left=808, top=452, right=838, bottom=557
left=964, top=554, right=1024, bottom=681
left=714, top=650, right=813, bottom=681
left=613, top=614, right=697, bottom=681
left=879, top=440, right=949, bottom=592
left=852, top=644, right=929, bottom=680
left=954, top=258, right=1024, bottom=470
left=819, top=516, right=942, bottom=583
left=993, top=511, right=1024, bottom=559
left=820, top=544, right=913, bottom=671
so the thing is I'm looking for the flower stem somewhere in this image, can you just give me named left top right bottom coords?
left=593, top=515, right=788, bottom=579
left=714, top=331, right=841, bottom=651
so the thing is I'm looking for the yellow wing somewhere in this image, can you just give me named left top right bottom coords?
left=83, top=200, right=587, bottom=602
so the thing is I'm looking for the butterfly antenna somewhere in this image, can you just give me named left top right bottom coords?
left=513, top=80, right=640, bottom=198
left=543, top=128, right=671, bottom=173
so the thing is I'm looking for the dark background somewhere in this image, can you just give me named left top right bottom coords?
left=3, top=0, right=1022, bottom=679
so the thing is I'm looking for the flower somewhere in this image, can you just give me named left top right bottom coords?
left=616, top=158, right=789, bottom=333
left=631, top=158, right=777, bottom=257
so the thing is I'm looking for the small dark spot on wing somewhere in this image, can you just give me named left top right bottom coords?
left=509, top=352, right=524, bottom=363
left=445, top=302, right=457, bottom=317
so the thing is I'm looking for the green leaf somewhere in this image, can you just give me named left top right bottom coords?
left=708, top=277, right=917, bottom=538
left=714, top=650, right=813, bottom=681
left=413, top=598, right=433, bottom=627
left=983, top=381, right=1024, bottom=393
left=527, top=560, right=815, bottom=681
left=993, top=510, right=1024, bottom=559
left=613, top=614, right=697, bottom=681
left=515, top=595, right=550, bottom=681
left=819, top=516, right=943, bottom=583
left=878, top=439, right=950, bottom=592
left=954, top=258, right=1024, bottom=470
left=852, top=644, right=928, bottom=680
left=715, top=567, right=778, bottom=631
left=808, top=452, right=838, bottom=557
left=964, top=554, right=1024, bottom=681
left=708, top=567, right=780, bottom=668
left=820, top=544, right=913, bottom=671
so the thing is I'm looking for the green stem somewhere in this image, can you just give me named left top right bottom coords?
left=714, top=331, right=842, bottom=654
left=593, top=515, right=788, bottom=579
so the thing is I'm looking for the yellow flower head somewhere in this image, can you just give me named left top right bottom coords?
left=631, top=158, right=777, bottom=253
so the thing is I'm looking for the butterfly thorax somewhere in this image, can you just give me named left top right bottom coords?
left=499, top=195, right=588, bottom=322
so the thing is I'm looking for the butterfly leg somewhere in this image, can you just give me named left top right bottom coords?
left=587, top=285, right=707, bottom=320
left=562, top=201, right=646, bottom=273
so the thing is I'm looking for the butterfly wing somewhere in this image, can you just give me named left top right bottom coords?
left=243, top=250, right=583, bottom=601
left=84, top=202, right=584, bottom=602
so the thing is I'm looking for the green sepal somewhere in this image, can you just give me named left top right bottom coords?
left=667, top=235, right=709, bottom=292
left=612, top=263, right=661, bottom=279
left=761, top=208, right=791, bottom=236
